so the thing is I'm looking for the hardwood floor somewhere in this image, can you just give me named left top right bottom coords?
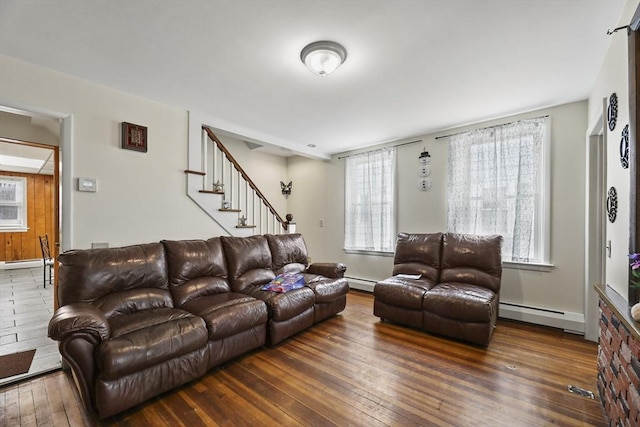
left=0, top=291, right=604, bottom=426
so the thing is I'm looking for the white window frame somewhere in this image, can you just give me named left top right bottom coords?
left=344, top=147, right=396, bottom=254
left=0, top=176, right=28, bottom=232
left=446, top=117, right=551, bottom=268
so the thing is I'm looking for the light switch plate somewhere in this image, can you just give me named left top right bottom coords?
left=78, top=177, right=97, bottom=192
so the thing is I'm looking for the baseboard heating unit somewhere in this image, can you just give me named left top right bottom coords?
left=498, top=302, right=584, bottom=334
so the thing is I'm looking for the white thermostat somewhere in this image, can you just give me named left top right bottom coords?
left=78, top=177, right=97, bottom=192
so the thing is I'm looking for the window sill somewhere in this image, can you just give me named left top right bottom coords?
left=503, top=261, right=554, bottom=272
left=343, top=249, right=394, bottom=257
left=0, top=227, right=28, bottom=233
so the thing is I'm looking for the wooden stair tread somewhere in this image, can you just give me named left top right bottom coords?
left=199, top=190, right=225, bottom=195
left=236, top=225, right=257, bottom=228
left=219, top=208, right=241, bottom=212
left=184, top=169, right=206, bottom=176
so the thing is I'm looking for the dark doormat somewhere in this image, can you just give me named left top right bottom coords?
left=0, top=349, right=36, bottom=380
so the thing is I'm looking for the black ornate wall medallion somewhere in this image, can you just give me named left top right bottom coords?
left=608, top=93, right=618, bottom=131
left=620, top=124, right=629, bottom=169
left=606, top=187, right=618, bottom=223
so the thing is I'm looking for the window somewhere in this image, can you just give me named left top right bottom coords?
left=447, top=117, right=550, bottom=264
left=344, top=147, right=396, bottom=253
left=0, top=176, right=28, bottom=231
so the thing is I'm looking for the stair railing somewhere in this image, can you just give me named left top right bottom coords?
left=202, top=127, right=289, bottom=234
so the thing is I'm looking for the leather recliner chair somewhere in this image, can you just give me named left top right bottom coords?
left=374, top=232, right=503, bottom=346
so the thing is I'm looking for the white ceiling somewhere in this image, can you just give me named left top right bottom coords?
left=0, top=141, right=55, bottom=175
left=0, top=0, right=628, bottom=158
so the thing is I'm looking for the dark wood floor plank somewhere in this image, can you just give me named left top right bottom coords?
left=31, top=377, right=54, bottom=426
left=18, top=382, right=36, bottom=427
left=3, top=382, right=20, bottom=426
left=0, top=291, right=606, bottom=426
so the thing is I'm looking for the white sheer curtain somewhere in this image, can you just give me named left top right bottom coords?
left=344, top=147, right=396, bottom=252
left=447, top=117, right=548, bottom=262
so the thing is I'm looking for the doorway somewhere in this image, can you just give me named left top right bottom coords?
left=0, top=109, right=64, bottom=384
left=584, top=104, right=607, bottom=342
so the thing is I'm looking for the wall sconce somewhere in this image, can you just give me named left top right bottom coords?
left=281, top=181, right=292, bottom=198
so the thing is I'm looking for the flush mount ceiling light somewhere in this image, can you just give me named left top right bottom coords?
left=300, top=41, right=347, bottom=77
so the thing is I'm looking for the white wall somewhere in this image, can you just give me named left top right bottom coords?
left=291, top=101, right=589, bottom=316
left=0, top=55, right=286, bottom=249
left=587, top=0, right=639, bottom=300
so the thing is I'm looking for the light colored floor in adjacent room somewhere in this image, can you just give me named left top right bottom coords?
left=0, top=266, right=61, bottom=387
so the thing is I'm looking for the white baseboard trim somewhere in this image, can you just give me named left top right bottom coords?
left=0, top=260, right=41, bottom=270
left=499, top=302, right=585, bottom=334
left=345, top=276, right=585, bottom=334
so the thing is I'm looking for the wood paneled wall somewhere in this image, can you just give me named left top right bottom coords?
left=0, top=172, right=55, bottom=262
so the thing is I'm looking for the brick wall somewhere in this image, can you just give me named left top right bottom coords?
left=598, top=300, right=640, bottom=425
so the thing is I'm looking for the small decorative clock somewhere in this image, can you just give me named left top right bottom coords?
left=607, top=93, right=618, bottom=131
left=620, top=124, right=629, bottom=169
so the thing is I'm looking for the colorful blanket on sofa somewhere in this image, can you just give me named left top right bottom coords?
left=262, top=273, right=305, bottom=293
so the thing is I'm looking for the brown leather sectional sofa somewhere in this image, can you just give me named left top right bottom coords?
left=47, top=233, right=348, bottom=418
left=373, top=232, right=503, bottom=346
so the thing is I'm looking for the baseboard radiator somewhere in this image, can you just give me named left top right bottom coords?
left=346, top=276, right=585, bottom=334
left=499, top=302, right=584, bottom=334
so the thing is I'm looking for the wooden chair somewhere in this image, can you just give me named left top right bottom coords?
left=38, top=235, right=54, bottom=288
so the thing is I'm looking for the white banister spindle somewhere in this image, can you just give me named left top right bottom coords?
left=236, top=170, right=241, bottom=213
left=213, top=143, right=218, bottom=185
left=244, top=181, right=248, bottom=223
left=201, top=129, right=207, bottom=189
left=252, top=191, right=256, bottom=231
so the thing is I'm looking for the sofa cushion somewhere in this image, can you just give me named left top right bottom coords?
left=266, top=233, right=308, bottom=275
left=221, top=235, right=275, bottom=292
left=423, top=283, right=497, bottom=322
left=241, top=286, right=315, bottom=321
left=162, top=238, right=231, bottom=306
left=440, top=233, right=503, bottom=292
left=57, top=243, right=169, bottom=306
left=98, top=308, right=207, bottom=380
left=181, top=293, right=268, bottom=340
left=374, top=277, right=436, bottom=309
left=304, top=275, right=349, bottom=303
left=96, top=288, right=174, bottom=319
left=391, top=233, right=443, bottom=282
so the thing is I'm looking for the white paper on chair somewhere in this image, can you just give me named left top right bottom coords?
left=395, top=273, right=422, bottom=280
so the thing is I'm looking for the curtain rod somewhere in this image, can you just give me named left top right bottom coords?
left=434, top=115, right=550, bottom=141
left=337, top=139, right=422, bottom=160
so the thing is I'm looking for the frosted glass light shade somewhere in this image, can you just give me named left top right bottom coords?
left=300, top=41, right=347, bottom=77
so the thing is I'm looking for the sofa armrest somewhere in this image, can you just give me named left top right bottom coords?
left=48, top=303, right=110, bottom=342
left=306, top=262, right=347, bottom=279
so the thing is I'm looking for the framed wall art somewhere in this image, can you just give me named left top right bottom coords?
left=607, top=92, right=618, bottom=131
left=121, top=122, right=148, bottom=152
left=620, top=124, right=629, bottom=169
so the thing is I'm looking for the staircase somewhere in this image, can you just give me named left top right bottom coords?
left=185, top=119, right=292, bottom=237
